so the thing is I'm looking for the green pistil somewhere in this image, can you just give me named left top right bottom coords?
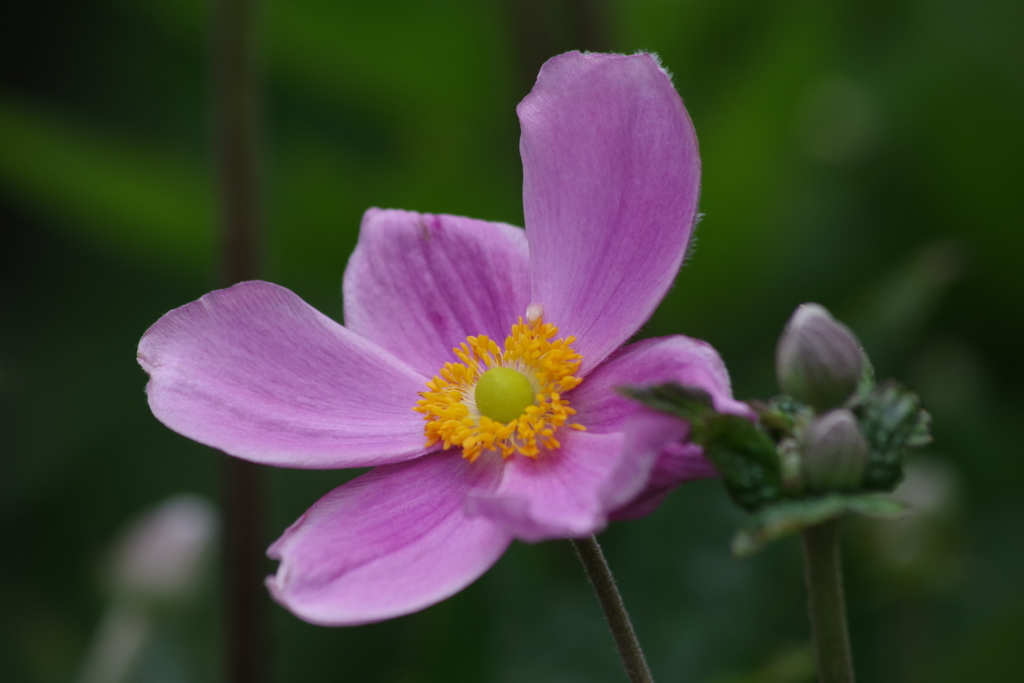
left=475, top=367, right=535, bottom=423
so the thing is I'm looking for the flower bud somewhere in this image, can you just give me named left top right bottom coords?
left=776, top=303, right=863, bottom=411
left=801, top=409, right=869, bottom=492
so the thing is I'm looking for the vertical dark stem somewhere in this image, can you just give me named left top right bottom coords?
left=504, top=0, right=614, bottom=102
left=220, top=458, right=267, bottom=683
left=504, top=0, right=559, bottom=100
left=571, top=536, right=655, bottom=683
left=214, top=0, right=263, bottom=286
left=566, top=0, right=612, bottom=52
left=801, top=520, right=855, bottom=683
left=212, top=0, right=267, bottom=681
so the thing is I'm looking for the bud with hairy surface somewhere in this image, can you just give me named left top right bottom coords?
left=776, top=303, right=863, bottom=412
left=802, top=409, right=869, bottom=492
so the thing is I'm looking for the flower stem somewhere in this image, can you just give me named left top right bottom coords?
left=212, top=0, right=268, bottom=680
left=571, top=536, right=655, bottom=683
left=214, top=0, right=263, bottom=286
left=801, top=519, right=855, bottom=683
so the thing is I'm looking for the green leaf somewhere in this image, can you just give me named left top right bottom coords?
left=854, top=350, right=877, bottom=404
left=622, top=382, right=783, bottom=511
left=732, top=494, right=908, bottom=557
left=618, top=383, right=716, bottom=427
left=857, top=382, right=931, bottom=491
left=751, top=395, right=808, bottom=441
left=905, top=408, right=934, bottom=448
left=702, top=414, right=785, bottom=512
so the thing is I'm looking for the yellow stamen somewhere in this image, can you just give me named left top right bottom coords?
left=414, top=316, right=585, bottom=461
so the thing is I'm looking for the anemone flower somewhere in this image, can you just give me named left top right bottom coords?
left=138, top=51, right=747, bottom=626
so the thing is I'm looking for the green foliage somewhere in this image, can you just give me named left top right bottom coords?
left=619, top=383, right=716, bottom=425
left=855, top=382, right=932, bottom=491
left=625, top=372, right=931, bottom=557
left=623, top=384, right=783, bottom=511
left=733, top=494, right=907, bottom=558
left=752, top=395, right=808, bottom=441
left=702, top=414, right=785, bottom=512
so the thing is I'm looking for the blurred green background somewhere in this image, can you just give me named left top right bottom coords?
left=2, top=0, right=1022, bottom=681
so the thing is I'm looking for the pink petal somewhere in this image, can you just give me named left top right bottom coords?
left=267, top=451, right=510, bottom=626
left=139, top=281, right=434, bottom=469
left=343, top=209, right=531, bottom=377
left=609, top=411, right=719, bottom=522
left=466, top=430, right=641, bottom=542
left=571, top=335, right=753, bottom=434
left=600, top=409, right=689, bottom=515
left=519, top=52, right=701, bottom=371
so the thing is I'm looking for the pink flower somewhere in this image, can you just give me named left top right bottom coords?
left=138, top=52, right=747, bottom=626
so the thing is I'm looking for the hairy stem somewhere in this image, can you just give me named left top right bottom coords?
left=571, top=536, right=655, bottom=683
left=801, top=519, right=855, bottom=683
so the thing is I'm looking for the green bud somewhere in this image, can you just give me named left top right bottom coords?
left=801, top=409, right=869, bottom=492
left=776, top=303, right=863, bottom=411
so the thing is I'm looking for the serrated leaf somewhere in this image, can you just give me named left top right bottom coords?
left=905, top=409, right=933, bottom=448
left=702, top=414, right=784, bottom=512
left=855, top=350, right=877, bottom=404
left=731, top=494, right=908, bottom=557
left=623, top=383, right=783, bottom=511
left=619, top=383, right=715, bottom=426
left=752, top=395, right=808, bottom=441
left=857, top=382, right=930, bottom=491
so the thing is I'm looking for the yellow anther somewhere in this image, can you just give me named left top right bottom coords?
left=414, top=316, right=585, bottom=461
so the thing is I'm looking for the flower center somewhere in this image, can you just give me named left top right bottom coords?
left=475, top=367, right=535, bottom=423
left=414, top=314, right=585, bottom=462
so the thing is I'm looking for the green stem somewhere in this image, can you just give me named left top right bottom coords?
left=571, top=536, right=655, bottom=683
left=801, top=519, right=855, bottom=683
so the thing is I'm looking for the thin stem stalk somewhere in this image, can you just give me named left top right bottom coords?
left=801, top=519, right=855, bottom=683
left=571, top=536, right=654, bottom=683
left=212, top=0, right=267, bottom=681
left=214, top=0, right=263, bottom=286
